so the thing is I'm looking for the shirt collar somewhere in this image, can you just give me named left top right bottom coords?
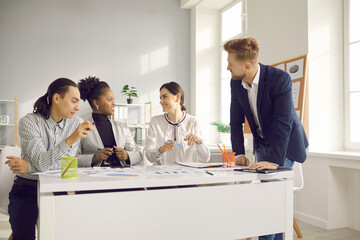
left=58, top=118, right=66, bottom=129
left=164, top=111, right=186, bottom=126
left=253, top=63, right=260, bottom=85
left=242, top=63, right=261, bottom=90
left=46, top=116, right=66, bottom=129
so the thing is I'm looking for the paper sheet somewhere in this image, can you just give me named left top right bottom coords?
left=286, top=59, right=304, bottom=80
left=83, top=167, right=142, bottom=178
left=175, top=161, right=223, bottom=168
left=142, top=165, right=205, bottom=176
left=274, top=63, right=285, bottom=71
left=292, top=81, right=301, bottom=108
left=34, top=165, right=215, bottom=179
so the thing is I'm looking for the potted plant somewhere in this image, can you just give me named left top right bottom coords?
left=211, top=121, right=231, bottom=145
left=121, top=84, right=138, bottom=104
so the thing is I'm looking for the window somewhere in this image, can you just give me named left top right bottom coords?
left=345, top=0, right=360, bottom=149
left=221, top=1, right=244, bottom=42
left=220, top=0, right=246, bottom=124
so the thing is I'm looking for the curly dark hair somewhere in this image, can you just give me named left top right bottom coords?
left=78, top=76, right=110, bottom=109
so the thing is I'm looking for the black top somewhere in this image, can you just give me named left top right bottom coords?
left=92, top=113, right=120, bottom=167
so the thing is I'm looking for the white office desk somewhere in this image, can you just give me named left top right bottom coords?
left=37, top=166, right=294, bottom=240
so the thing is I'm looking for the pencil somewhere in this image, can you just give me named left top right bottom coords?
left=61, top=159, right=75, bottom=177
left=217, top=144, right=232, bottom=166
left=223, top=144, right=233, bottom=167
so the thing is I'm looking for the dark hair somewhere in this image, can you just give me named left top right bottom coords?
left=33, top=78, right=78, bottom=119
left=78, top=76, right=110, bottom=109
left=160, top=81, right=186, bottom=111
left=224, top=37, right=259, bottom=63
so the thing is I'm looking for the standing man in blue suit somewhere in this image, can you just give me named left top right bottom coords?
left=224, top=37, right=308, bottom=240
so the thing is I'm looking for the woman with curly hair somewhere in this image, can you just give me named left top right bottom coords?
left=77, top=76, right=142, bottom=167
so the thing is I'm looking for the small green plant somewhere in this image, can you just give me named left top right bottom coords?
left=121, top=85, right=138, bottom=99
left=210, top=121, right=230, bottom=133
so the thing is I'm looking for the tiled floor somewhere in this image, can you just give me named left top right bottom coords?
left=1, top=214, right=359, bottom=240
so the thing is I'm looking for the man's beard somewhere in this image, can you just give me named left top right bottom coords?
left=231, top=73, right=246, bottom=80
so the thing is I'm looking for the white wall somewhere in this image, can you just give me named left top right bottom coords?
left=348, top=168, right=360, bottom=231
left=307, top=0, right=344, bottom=151
left=246, top=0, right=308, bottom=65
left=294, top=153, right=360, bottom=231
left=0, top=0, right=190, bottom=145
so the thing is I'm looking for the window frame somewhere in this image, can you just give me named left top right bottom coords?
left=344, top=0, right=360, bottom=150
left=219, top=0, right=247, bottom=124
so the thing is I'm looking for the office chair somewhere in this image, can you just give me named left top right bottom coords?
left=292, top=161, right=304, bottom=238
left=246, top=161, right=304, bottom=240
left=0, top=146, right=21, bottom=240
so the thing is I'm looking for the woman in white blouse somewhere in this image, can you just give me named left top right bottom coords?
left=145, top=82, right=210, bottom=165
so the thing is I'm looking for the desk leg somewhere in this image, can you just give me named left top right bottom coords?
left=284, top=180, right=294, bottom=240
left=38, top=193, right=55, bottom=240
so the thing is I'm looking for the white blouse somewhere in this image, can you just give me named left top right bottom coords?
left=145, top=113, right=210, bottom=165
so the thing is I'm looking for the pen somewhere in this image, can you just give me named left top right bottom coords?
left=205, top=171, right=214, bottom=176
left=163, top=140, right=182, bottom=146
left=97, top=148, right=114, bottom=154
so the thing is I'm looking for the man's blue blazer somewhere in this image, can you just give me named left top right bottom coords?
left=230, top=63, right=309, bottom=165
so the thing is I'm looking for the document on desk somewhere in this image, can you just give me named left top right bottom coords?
left=81, top=167, right=141, bottom=178
left=34, top=166, right=212, bottom=178
left=34, top=167, right=142, bottom=178
left=175, top=161, right=223, bottom=168
left=143, top=165, right=204, bottom=176
left=33, top=170, right=61, bottom=175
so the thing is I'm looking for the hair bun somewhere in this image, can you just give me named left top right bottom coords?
left=78, top=76, right=100, bottom=101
